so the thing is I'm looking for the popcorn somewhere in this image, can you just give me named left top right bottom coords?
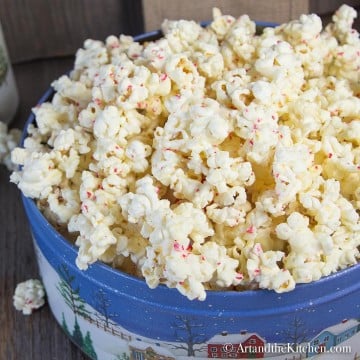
left=276, top=212, right=325, bottom=283
left=247, top=244, right=295, bottom=292
left=221, top=14, right=257, bottom=68
left=13, top=279, right=46, bottom=315
left=125, top=139, right=152, bottom=173
left=52, top=75, right=92, bottom=109
left=10, top=6, right=360, bottom=300
left=210, top=8, right=236, bottom=40
left=234, top=103, right=279, bottom=165
left=272, top=143, right=314, bottom=206
left=74, top=39, right=109, bottom=70
left=0, top=121, right=21, bottom=171
left=11, top=152, right=63, bottom=199
left=47, top=187, right=80, bottom=224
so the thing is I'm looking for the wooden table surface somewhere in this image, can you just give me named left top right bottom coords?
left=0, top=57, right=89, bottom=360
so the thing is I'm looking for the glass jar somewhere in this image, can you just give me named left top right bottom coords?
left=0, top=21, right=19, bottom=125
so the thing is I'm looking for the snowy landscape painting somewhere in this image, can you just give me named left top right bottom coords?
left=35, top=243, right=360, bottom=360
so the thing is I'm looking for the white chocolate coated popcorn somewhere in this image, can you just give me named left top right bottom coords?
left=0, top=121, right=21, bottom=171
left=13, top=279, right=46, bottom=315
left=10, top=6, right=360, bottom=300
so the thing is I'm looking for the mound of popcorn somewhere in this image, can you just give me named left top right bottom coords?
left=10, top=5, right=360, bottom=300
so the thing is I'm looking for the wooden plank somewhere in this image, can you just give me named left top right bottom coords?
left=310, top=0, right=360, bottom=14
left=0, top=0, right=144, bottom=64
left=290, top=0, right=310, bottom=19
left=142, top=0, right=311, bottom=31
left=11, top=57, right=75, bottom=129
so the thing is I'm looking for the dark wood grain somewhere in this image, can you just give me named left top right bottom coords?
left=142, top=0, right=360, bottom=32
left=0, top=57, right=89, bottom=360
left=0, top=0, right=144, bottom=63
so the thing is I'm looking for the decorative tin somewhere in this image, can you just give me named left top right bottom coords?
left=23, top=190, right=360, bottom=360
left=20, top=27, right=360, bottom=360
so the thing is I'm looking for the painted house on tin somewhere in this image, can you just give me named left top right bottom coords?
left=307, top=318, right=360, bottom=357
left=129, top=339, right=175, bottom=360
left=207, top=330, right=265, bottom=358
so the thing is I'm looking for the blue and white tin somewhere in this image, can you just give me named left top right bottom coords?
left=23, top=188, right=360, bottom=360
left=21, top=28, right=360, bottom=360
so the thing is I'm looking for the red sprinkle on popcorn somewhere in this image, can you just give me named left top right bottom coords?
left=253, top=243, right=263, bottom=256
left=173, top=241, right=181, bottom=251
left=235, top=273, right=244, bottom=280
left=94, top=98, right=102, bottom=106
left=246, top=225, right=255, bottom=234
left=110, top=43, right=119, bottom=49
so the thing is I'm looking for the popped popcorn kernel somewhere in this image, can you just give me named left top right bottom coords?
left=0, top=121, right=21, bottom=171
left=13, top=279, right=46, bottom=315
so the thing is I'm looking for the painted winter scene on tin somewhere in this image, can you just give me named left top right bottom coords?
left=35, top=243, right=360, bottom=360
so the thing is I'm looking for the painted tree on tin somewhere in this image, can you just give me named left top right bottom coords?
left=61, top=312, right=71, bottom=337
left=282, top=316, right=310, bottom=351
left=83, top=330, right=98, bottom=359
left=57, top=266, right=98, bottom=359
left=56, top=263, right=91, bottom=319
left=93, top=288, right=119, bottom=327
left=72, top=317, right=84, bottom=348
left=168, top=315, right=207, bottom=356
left=61, top=311, right=98, bottom=360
